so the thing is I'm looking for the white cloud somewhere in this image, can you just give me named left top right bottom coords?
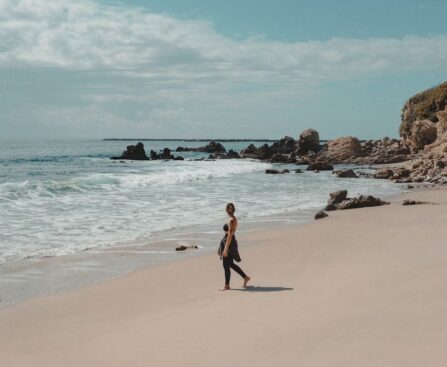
left=1, top=0, right=447, bottom=85
left=1, top=0, right=447, bottom=139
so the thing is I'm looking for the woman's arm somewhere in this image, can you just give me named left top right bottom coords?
left=223, top=218, right=236, bottom=257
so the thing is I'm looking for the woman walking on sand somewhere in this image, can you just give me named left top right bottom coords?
left=218, top=203, right=250, bottom=291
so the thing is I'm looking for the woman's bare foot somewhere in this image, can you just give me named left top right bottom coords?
left=243, top=276, right=251, bottom=288
left=219, top=285, right=230, bottom=291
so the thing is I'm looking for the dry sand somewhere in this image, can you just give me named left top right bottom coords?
left=1, top=188, right=447, bottom=367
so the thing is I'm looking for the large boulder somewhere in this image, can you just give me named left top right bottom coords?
left=424, top=108, right=447, bottom=154
left=111, top=142, right=148, bottom=160
left=406, top=119, right=437, bottom=151
left=297, top=128, right=320, bottom=154
left=327, top=136, right=363, bottom=162
left=333, top=169, right=358, bottom=178
left=400, top=81, right=447, bottom=151
left=270, top=136, right=297, bottom=155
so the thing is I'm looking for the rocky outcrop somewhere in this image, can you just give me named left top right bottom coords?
left=373, top=153, right=447, bottom=184
left=327, top=136, right=363, bottom=162
left=400, top=81, right=447, bottom=152
left=176, top=141, right=226, bottom=153
left=360, top=138, right=411, bottom=164
left=337, top=195, right=389, bottom=210
left=297, top=128, right=320, bottom=154
left=111, top=142, right=148, bottom=160
left=323, top=190, right=388, bottom=211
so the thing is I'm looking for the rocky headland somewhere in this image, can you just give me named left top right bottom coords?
left=111, top=82, right=447, bottom=185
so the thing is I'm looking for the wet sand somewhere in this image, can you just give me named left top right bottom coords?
left=1, top=188, right=446, bottom=366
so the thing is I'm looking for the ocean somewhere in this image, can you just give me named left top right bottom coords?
left=0, top=139, right=405, bottom=305
left=0, top=138, right=405, bottom=263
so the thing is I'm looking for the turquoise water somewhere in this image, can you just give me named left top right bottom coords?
left=0, top=139, right=404, bottom=263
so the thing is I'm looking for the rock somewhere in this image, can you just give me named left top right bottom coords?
left=111, top=142, right=148, bottom=160
left=400, top=81, right=447, bottom=152
left=333, top=169, right=358, bottom=178
left=337, top=195, right=389, bottom=210
left=270, top=153, right=288, bottom=163
left=173, top=156, right=184, bottom=160
left=328, top=190, right=348, bottom=205
left=160, top=147, right=175, bottom=160
left=323, top=203, right=337, bottom=211
left=402, top=199, right=429, bottom=205
left=297, top=128, right=320, bottom=154
left=327, top=136, right=363, bottom=162
left=240, top=143, right=273, bottom=160
left=314, top=211, right=328, bottom=220
left=150, top=150, right=159, bottom=160
left=265, top=169, right=289, bottom=174
left=306, top=162, right=334, bottom=171
left=176, top=141, right=226, bottom=153
left=406, top=119, right=437, bottom=151
left=175, top=245, right=199, bottom=251
left=294, top=169, right=303, bottom=173
left=373, top=168, right=394, bottom=179
left=210, top=149, right=241, bottom=159
left=270, top=136, right=297, bottom=155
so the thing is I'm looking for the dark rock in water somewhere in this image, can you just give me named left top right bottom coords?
left=324, top=203, right=337, bottom=211
left=175, top=245, right=199, bottom=251
left=328, top=190, right=348, bottom=205
left=210, top=149, right=241, bottom=159
left=297, top=128, right=320, bottom=154
left=270, top=153, right=288, bottom=163
left=111, top=142, right=148, bottom=160
left=265, top=169, right=289, bottom=174
left=306, top=162, right=334, bottom=171
left=160, top=147, right=175, bottom=160
left=407, top=185, right=415, bottom=189
left=333, top=169, right=358, bottom=178
left=176, top=141, right=226, bottom=153
left=337, top=195, right=389, bottom=210
left=314, top=211, right=328, bottom=220
left=294, top=169, right=303, bottom=173
left=402, top=199, right=429, bottom=205
left=173, top=156, right=184, bottom=160
left=150, top=150, right=159, bottom=160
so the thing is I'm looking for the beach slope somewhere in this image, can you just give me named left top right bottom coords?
left=1, top=189, right=447, bottom=367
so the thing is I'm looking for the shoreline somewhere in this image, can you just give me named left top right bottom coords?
left=0, top=163, right=408, bottom=308
left=1, top=186, right=446, bottom=366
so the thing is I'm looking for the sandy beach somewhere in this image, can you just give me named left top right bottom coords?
left=1, top=187, right=446, bottom=367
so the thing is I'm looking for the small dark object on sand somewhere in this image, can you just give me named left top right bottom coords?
left=402, top=199, right=429, bottom=205
left=176, top=245, right=199, bottom=251
left=314, top=211, right=329, bottom=220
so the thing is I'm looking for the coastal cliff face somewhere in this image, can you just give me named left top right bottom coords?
left=400, top=81, right=447, bottom=152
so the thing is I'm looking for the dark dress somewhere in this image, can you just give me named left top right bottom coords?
left=218, top=224, right=241, bottom=262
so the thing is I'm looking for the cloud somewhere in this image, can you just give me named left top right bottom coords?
left=1, top=0, right=447, bottom=139
left=1, top=0, right=447, bottom=86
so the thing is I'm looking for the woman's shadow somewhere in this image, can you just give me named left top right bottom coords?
left=236, top=285, right=293, bottom=292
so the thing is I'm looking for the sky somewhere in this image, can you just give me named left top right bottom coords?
left=1, top=0, right=447, bottom=140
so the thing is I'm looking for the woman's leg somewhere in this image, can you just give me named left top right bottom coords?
left=229, top=260, right=247, bottom=279
left=222, top=257, right=231, bottom=285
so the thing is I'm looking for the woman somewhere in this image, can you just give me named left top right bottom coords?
left=218, top=203, right=250, bottom=291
